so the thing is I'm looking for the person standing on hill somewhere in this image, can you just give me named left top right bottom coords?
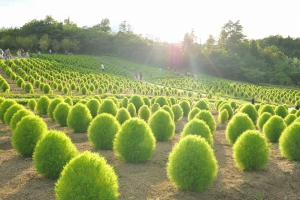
left=4, top=48, right=10, bottom=60
left=101, top=64, right=105, bottom=72
left=139, top=70, right=142, bottom=80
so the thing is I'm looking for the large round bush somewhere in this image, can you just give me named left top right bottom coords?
left=0, top=99, right=16, bottom=122
left=88, top=113, right=121, bottom=150
left=129, top=94, right=144, bottom=114
left=113, top=118, right=156, bottom=163
left=225, top=112, right=255, bottom=145
left=86, top=98, right=100, bottom=118
left=279, top=122, right=300, bottom=160
left=239, top=104, right=258, bottom=123
left=4, top=103, right=24, bottom=126
left=179, top=100, right=190, bottom=117
left=47, top=98, right=63, bottom=120
left=275, top=105, right=288, bottom=118
left=36, top=95, right=51, bottom=115
left=167, top=135, right=218, bottom=192
left=33, top=130, right=78, bottom=179
left=171, top=104, right=183, bottom=121
left=67, top=103, right=92, bottom=133
left=55, top=151, right=119, bottom=200
left=115, top=108, right=131, bottom=125
left=195, top=110, right=216, bottom=134
left=233, top=130, right=269, bottom=170
left=181, top=119, right=213, bottom=146
left=263, top=115, right=286, bottom=142
left=12, top=115, right=47, bottom=157
left=53, top=102, right=71, bottom=127
left=256, top=112, right=272, bottom=130
left=149, top=109, right=175, bottom=141
left=138, top=104, right=151, bottom=122
left=98, top=99, right=118, bottom=116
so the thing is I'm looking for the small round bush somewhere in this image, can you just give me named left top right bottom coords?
left=256, top=112, right=272, bottom=130
left=259, top=105, right=275, bottom=116
left=67, top=103, right=92, bottom=133
left=181, top=119, right=213, bottom=146
left=162, top=105, right=174, bottom=121
left=86, top=98, right=100, bottom=118
left=115, top=108, right=131, bottom=125
left=195, top=110, right=216, bottom=134
left=98, top=99, right=118, bottom=116
left=279, top=122, right=300, bottom=160
left=218, top=109, right=229, bottom=124
left=151, top=103, right=161, bottom=114
left=64, top=97, right=73, bottom=106
left=114, top=118, right=156, bottom=163
left=33, top=130, right=78, bottom=179
left=127, top=102, right=136, bottom=117
left=233, top=130, right=269, bottom=170
left=219, top=103, right=233, bottom=120
left=188, top=107, right=201, bottom=121
left=149, top=109, right=175, bottom=141
left=275, top=105, right=288, bottom=118
left=239, top=104, right=258, bottom=123
left=284, top=114, right=297, bottom=126
left=24, top=83, right=33, bottom=92
left=53, top=102, right=71, bottom=127
left=179, top=100, right=190, bottom=117
left=167, top=135, right=218, bottom=192
left=10, top=109, right=33, bottom=131
left=27, top=99, right=37, bottom=111
left=194, top=99, right=210, bottom=111
left=88, top=113, right=121, bottom=150
left=42, top=84, right=51, bottom=94
left=143, top=96, right=151, bottom=107
left=36, top=96, right=51, bottom=115
left=225, top=112, right=255, bottom=145
left=12, top=115, right=47, bottom=157
left=138, top=104, right=151, bottom=122
left=1, top=82, right=10, bottom=92
left=155, top=96, right=169, bottom=107
left=47, top=98, right=63, bottom=120
left=171, top=104, right=183, bottom=121
left=129, top=94, right=144, bottom=114
left=263, top=115, right=287, bottom=143
left=120, top=97, right=128, bottom=108
left=0, top=99, right=16, bottom=122
left=4, top=103, right=24, bottom=125
left=230, top=101, right=238, bottom=110
left=55, top=151, right=119, bottom=200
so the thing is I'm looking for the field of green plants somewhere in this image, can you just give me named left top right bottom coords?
left=1, top=54, right=300, bottom=199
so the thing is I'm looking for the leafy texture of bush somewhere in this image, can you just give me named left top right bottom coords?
left=167, top=135, right=218, bottom=192
left=179, top=100, right=190, bottom=117
left=162, top=105, right=174, bottom=121
left=115, top=108, right=131, bottom=125
left=149, top=109, right=175, bottom=141
left=88, top=113, right=121, bottom=150
left=279, top=122, right=300, bottom=160
left=64, top=97, right=73, bottom=106
left=151, top=103, right=160, bottom=114
left=233, top=130, right=269, bottom=170
left=55, top=151, right=119, bottom=200
left=120, top=97, right=128, bottom=108
left=195, top=110, right=216, bottom=134
left=127, top=103, right=136, bottom=117
left=113, top=118, right=156, bottom=163
left=47, top=98, right=63, bottom=120
left=86, top=99, right=100, bottom=118
left=225, top=112, right=255, bottom=145
left=129, top=94, right=144, bottom=114
left=194, top=99, right=210, bottom=111
left=284, top=114, right=297, bottom=126
left=155, top=96, right=169, bottom=107
left=218, top=109, right=229, bottom=124
left=138, top=105, right=151, bottom=122
left=53, top=102, right=71, bottom=127
left=219, top=103, right=233, bottom=120
left=98, top=99, right=118, bottom=116
left=188, top=107, right=201, bottom=121
left=0, top=99, right=16, bottom=122
left=36, top=96, right=51, bottom=115
left=10, top=109, right=33, bottom=131
left=263, top=115, right=286, bottom=142
left=239, top=104, right=258, bottom=123
left=4, top=103, right=23, bottom=125
left=27, top=99, right=37, bottom=111
left=171, top=104, right=183, bottom=121
left=181, top=119, right=213, bottom=146
left=33, top=130, right=78, bottom=179
left=256, top=112, right=272, bottom=130
left=67, top=103, right=92, bottom=133
left=12, top=115, right=47, bottom=157
left=259, top=105, right=275, bottom=116
left=275, top=105, right=288, bottom=118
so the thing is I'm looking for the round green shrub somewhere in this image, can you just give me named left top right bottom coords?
left=138, top=104, right=151, bottom=122
left=194, top=99, right=210, bottom=111
left=4, top=103, right=24, bottom=125
left=151, top=103, right=160, bottom=114
left=88, top=113, right=121, bottom=150
left=275, top=105, right=288, bottom=118
left=42, top=84, right=51, bottom=94
left=263, top=115, right=287, bottom=142
left=55, top=151, right=119, bottom=200
left=256, top=112, right=272, bottom=130
left=67, top=103, right=92, bottom=133
left=195, top=110, right=216, bottom=134
left=259, top=105, right=275, bottom=116
left=239, top=104, right=258, bottom=123
left=219, top=103, right=233, bottom=120
left=181, top=119, right=213, bottom=146
left=47, top=98, right=63, bottom=120
left=53, top=102, right=71, bottom=127
left=233, top=130, right=269, bottom=170
left=129, top=94, right=144, bottom=114
left=143, top=96, right=151, bottom=107
left=12, top=115, right=47, bottom=157
left=167, top=135, right=218, bottom=192
left=179, top=100, right=190, bottom=117
left=230, top=101, right=238, bottom=110
left=36, top=96, right=51, bottom=115
left=33, top=130, right=78, bottom=179
left=1, top=82, right=10, bottom=92
left=113, top=118, right=156, bottom=163
left=120, top=97, right=128, bottom=108
left=10, top=109, right=33, bottom=131
left=81, top=86, right=87, bottom=95
left=24, top=83, right=33, bottom=92
left=98, top=99, right=118, bottom=116
left=162, top=105, right=174, bottom=121
left=27, top=99, right=37, bottom=111
left=218, top=109, right=229, bottom=124
left=279, top=122, right=300, bottom=160
left=86, top=98, right=100, bottom=118
left=225, top=112, right=255, bottom=145
left=284, top=114, right=297, bottom=126
left=64, top=97, right=73, bottom=106
left=0, top=99, right=16, bottom=122
left=127, top=103, right=136, bottom=117
left=171, top=104, right=183, bottom=121
left=155, top=96, right=169, bottom=107
left=115, top=108, right=131, bottom=125
left=149, top=109, right=175, bottom=141
left=188, top=107, right=201, bottom=121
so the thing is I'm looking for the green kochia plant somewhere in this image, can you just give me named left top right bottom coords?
left=47, top=98, right=63, bottom=120
left=188, top=107, right=201, bottom=121
left=279, top=122, right=300, bottom=160
left=27, top=99, right=37, bottom=111
left=115, top=108, right=131, bottom=125
left=218, top=109, right=229, bottom=124
left=10, top=109, right=33, bottom=131
left=179, top=100, right=190, bottom=117
left=128, top=94, right=144, bottom=114
left=138, top=104, right=151, bottom=122
left=55, top=151, right=119, bottom=200
left=167, top=135, right=218, bottom=192
left=256, top=112, right=272, bottom=130
left=86, top=98, right=100, bottom=118
left=195, top=110, right=216, bottom=134
left=36, top=95, right=51, bottom=115
left=98, top=99, right=118, bottom=116
left=0, top=99, right=17, bottom=122
left=4, top=103, right=24, bottom=126
left=239, top=104, right=258, bottom=123
left=263, top=115, right=286, bottom=143
left=67, top=103, right=92, bottom=133
left=53, top=102, right=71, bottom=127
left=171, top=104, right=183, bottom=121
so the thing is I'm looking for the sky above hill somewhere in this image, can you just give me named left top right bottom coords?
left=2, top=0, right=300, bottom=43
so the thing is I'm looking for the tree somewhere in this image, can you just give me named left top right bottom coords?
left=39, top=34, right=51, bottom=52
left=92, top=18, right=111, bottom=32
left=52, top=39, right=61, bottom=53
left=61, top=38, right=79, bottom=52
left=204, top=34, right=216, bottom=53
left=118, top=21, right=133, bottom=34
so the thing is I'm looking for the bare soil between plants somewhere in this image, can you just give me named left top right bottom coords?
left=1, top=109, right=300, bottom=200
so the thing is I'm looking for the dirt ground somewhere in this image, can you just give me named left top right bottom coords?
left=1, top=109, right=300, bottom=200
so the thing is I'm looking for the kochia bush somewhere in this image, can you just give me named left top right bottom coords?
left=151, top=103, right=161, bottom=114
left=279, top=122, right=300, bottom=160
left=67, top=103, right=92, bottom=133
left=47, top=98, right=63, bottom=120
left=0, top=99, right=16, bottom=122
left=36, top=95, right=51, bottom=115
left=263, top=115, right=286, bottom=142
left=284, top=114, right=297, bottom=126
left=86, top=98, right=100, bottom=118
left=188, top=107, right=201, bottom=121
left=127, top=103, right=136, bottom=117
left=4, top=103, right=24, bottom=126
left=219, top=103, right=233, bottom=120
left=179, top=100, right=190, bottom=117
left=138, top=105, right=151, bottom=122
left=218, top=109, right=229, bottom=124
left=195, top=110, right=216, bottom=134
left=239, top=104, right=258, bottom=123
left=115, top=108, right=131, bottom=125
left=53, top=102, right=71, bottom=127
left=171, top=104, right=183, bottom=121
left=27, top=99, right=37, bottom=111
left=194, top=99, right=210, bottom=111
left=275, top=105, right=288, bottom=118
left=129, top=94, right=144, bottom=114
left=162, top=105, right=174, bottom=121
left=258, top=105, right=275, bottom=116
left=256, top=112, right=272, bottom=130
left=98, top=99, right=118, bottom=116
left=10, top=109, right=33, bottom=131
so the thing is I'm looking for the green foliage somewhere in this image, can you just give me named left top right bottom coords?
left=218, top=109, right=229, bottom=124
left=162, top=105, right=174, bottom=121
left=149, top=109, right=175, bottom=141
left=275, top=105, right=288, bottom=118
left=55, top=151, right=119, bottom=200
left=88, top=113, right=120, bottom=150
left=188, top=107, right=201, bottom=121
left=171, top=104, right=183, bottom=121
left=27, top=99, right=37, bottom=111
left=239, top=104, right=258, bottom=123
left=33, top=130, right=78, bottom=179
left=98, top=99, right=118, bottom=116
left=10, top=109, right=33, bottom=131
left=127, top=102, right=136, bottom=117
left=120, top=97, right=128, bottom=108
left=1, top=82, right=10, bottom=92
left=219, top=103, right=234, bottom=120
left=263, top=115, right=286, bottom=142
left=53, top=102, right=71, bottom=127
left=4, top=104, right=24, bottom=125
left=138, top=105, right=151, bottom=122
left=233, top=130, right=269, bottom=170
left=115, top=108, right=131, bottom=125
left=64, top=97, right=73, bottom=106
left=129, top=94, right=144, bottom=114
left=86, top=98, right=100, bottom=118
left=279, top=122, right=300, bottom=160
left=0, top=99, right=16, bottom=122
left=113, top=118, right=156, bottom=163
left=179, top=100, right=190, bottom=117
left=47, top=98, right=63, bottom=120
left=151, top=103, right=160, bottom=114
left=36, top=95, right=51, bottom=115
left=67, top=103, right=92, bottom=133
left=194, top=99, right=210, bottom=111
left=256, top=112, right=272, bottom=130
left=142, top=96, right=151, bottom=107
left=181, top=119, right=213, bottom=146
left=195, top=110, right=216, bottom=134
left=258, top=105, right=275, bottom=116
left=167, top=135, right=218, bottom=192
left=225, top=112, right=255, bottom=145
left=42, top=84, right=51, bottom=94
left=24, top=83, right=33, bottom=93
left=12, top=115, right=47, bottom=157
left=284, top=114, right=297, bottom=126
left=155, top=96, right=169, bottom=107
